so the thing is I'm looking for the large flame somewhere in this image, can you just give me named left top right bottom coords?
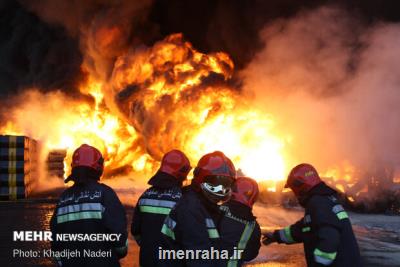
left=108, top=34, right=286, bottom=182
left=1, top=33, right=287, bottom=184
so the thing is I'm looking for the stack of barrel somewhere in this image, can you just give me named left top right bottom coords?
left=47, top=149, right=66, bottom=178
left=0, top=135, right=38, bottom=200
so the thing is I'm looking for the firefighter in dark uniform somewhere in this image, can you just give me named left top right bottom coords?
left=262, top=163, right=362, bottom=267
left=131, top=150, right=191, bottom=267
left=50, top=144, right=128, bottom=267
left=219, top=177, right=261, bottom=266
left=159, top=151, right=236, bottom=266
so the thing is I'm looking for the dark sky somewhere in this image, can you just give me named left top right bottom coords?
left=143, top=0, right=400, bottom=69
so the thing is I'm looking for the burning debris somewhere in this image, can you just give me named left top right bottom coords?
left=341, top=164, right=400, bottom=214
left=257, top=164, right=400, bottom=214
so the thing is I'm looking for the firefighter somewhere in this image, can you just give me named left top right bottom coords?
left=219, top=177, right=261, bottom=266
left=262, top=163, right=362, bottom=267
left=50, top=144, right=128, bottom=267
left=159, top=151, right=236, bottom=266
left=131, top=150, right=191, bottom=267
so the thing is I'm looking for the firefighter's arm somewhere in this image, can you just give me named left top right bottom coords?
left=242, top=222, right=261, bottom=261
left=266, top=218, right=304, bottom=245
left=103, top=187, right=128, bottom=258
left=131, top=201, right=142, bottom=245
left=309, top=197, right=342, bottom=266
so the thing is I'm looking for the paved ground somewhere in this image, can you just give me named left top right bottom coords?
left=0, top=200, right=56, bottom=267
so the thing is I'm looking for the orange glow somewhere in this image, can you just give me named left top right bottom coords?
left=96, top=26, right=122, bottom=50
left=1, top=33, right=288, bottom=185
left=0, top=32, right=370, bottom=194
left=0, top=88, right=155, bottom=179
left=187, top=111, right=285, bottom=182
left=322, top=160, right=356, bottom=182
left=109, top=34, right=287, bottom=183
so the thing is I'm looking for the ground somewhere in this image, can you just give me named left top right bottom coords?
left=0, top=182, right=399, bottom=266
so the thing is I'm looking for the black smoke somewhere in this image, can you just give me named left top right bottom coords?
left=0, top=0, right=84, bottom=97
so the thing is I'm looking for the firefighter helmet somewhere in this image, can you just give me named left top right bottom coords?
left=193, top=151, right=236, bottom=203
left=65, top=144, right=105, bottom=183
left=159, top=150, right=191, bottom=181
left=231, top=177, right=259, bottom=208
left=71, top=144, right=104, bottom=173
left=285, top=163, right=322, bottom=198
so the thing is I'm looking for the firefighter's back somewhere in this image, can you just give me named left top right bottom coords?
left=305, top=194, right=362, bottom=267
left=219, top=200, right=261, bottom=266
left=131, top=150, right=191, bottom=267
left=50, top=145, right=127, bottom=267
left=219, top=177, right=261, bottom=266
left=51, top=181, right=127, bottom=267
left=132, top=185, right=182, bottom=266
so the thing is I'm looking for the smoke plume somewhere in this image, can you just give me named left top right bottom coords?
left=0, top=1, right=83, bottom=95
left=242, top=6, right=400, bottom=178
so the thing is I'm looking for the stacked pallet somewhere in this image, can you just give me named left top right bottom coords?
left=0, top=135, right=38, bottom=200
left=47, top=150, right=66, bottom=178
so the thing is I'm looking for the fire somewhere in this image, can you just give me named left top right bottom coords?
left=187, top=110, right=285, bottom=181
left=1, top=89, right=155, bottom=177
left=347, top=196, right=355, bottom=202
left=322, top=161, right=356, bottom=182
left=109, top=33, right=286, bottom=182
left=1, top=33, right=287, bottom=184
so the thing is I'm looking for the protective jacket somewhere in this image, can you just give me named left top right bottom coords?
left=159, top=186, right=224, bottom=267
left=50, top=176, right=128, bottom=267
left=273, top=183, right=362, bottom=267
left=131, top=172, right=183, bottom=267
left=219, top=200, right=261, bottom=266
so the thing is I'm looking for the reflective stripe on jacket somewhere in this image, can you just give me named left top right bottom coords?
left=131, top=183, right=182, bottom=267
left=274, top=183, right=362, bottom=267
left=50, top=180, right=128, bottom=267
left=219, top=201, right=261, bottom=267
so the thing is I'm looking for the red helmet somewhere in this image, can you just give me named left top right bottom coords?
left=71, top=144, right=104, bottom=174
left=193, top=151, right=236, bottom=203
left=159, top=150, right=191, bottom=180
left=232, top=177, right=259, bottom=208
left=285, top=163, right=322, bottom=198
